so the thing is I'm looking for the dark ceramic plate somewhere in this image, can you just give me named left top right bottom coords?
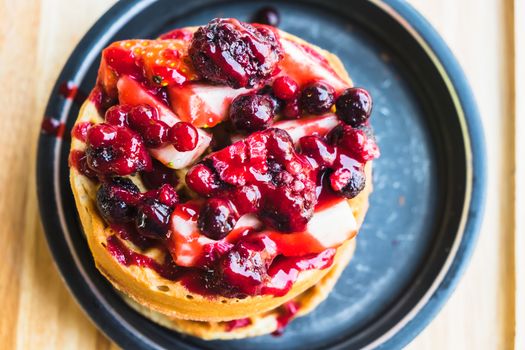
left=36, top=0, right=486, bottom=349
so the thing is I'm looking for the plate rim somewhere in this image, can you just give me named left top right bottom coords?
left=36, top=0, right=487, bottom=349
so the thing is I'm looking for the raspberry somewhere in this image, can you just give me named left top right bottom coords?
left=188, top=128, right=317, bottom=233
left=189, top=18, right=282, bottom=88
left=337, top=125, right=380, bottom=162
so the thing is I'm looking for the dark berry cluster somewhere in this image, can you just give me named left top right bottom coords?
left=96, top=176, right=179, bottom=239
left=189, top=18, right=283, bottom=88
left=186, top=129, right=317, bottom=239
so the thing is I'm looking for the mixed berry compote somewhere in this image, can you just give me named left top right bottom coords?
left=70, top=18, right=379, bottom=302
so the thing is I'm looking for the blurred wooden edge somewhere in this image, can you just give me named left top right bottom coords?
left=515, top=0, right=524, bottom=349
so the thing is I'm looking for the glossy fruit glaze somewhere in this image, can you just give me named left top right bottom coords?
left=272, top=300, right=300, bottom=336
left=70, top=18, right=379, bottom=302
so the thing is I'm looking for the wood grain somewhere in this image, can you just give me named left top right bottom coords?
left=513, top=0, right=523, bottom=348
left=0, top=0, right=516, bottom=349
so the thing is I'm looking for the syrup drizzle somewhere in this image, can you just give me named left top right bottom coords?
left=59, top=81, right=87, bottom=105
left=272, top=300, right=299, bottom=336
left=41, top=118, right=65, bottom=138
left=106, top=235, right=180, bottom=280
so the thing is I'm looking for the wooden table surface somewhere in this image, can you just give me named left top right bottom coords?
left=0, top=0, right=520, bottom=349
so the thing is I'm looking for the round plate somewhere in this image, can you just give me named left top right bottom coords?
left=36, top=0, right=486, bottom=349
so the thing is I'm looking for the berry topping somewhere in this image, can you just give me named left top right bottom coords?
left=189, top=18, right=282, bottom=88
left=229, top=185, right=261, bottom=214
left=251, top=7, right=281, bottom=27
left=187, top=129, right=317, bottom=232
left=299, top=82, right=335, bottom=115
left=86, top=123, right=152, bottom=175
left=281, top=99, right=300, bottom=119
left=329, top=166, right=366, bottom=199
left=185, top=163, right=223, bottom=197
left=128, top=104, right=159, bottom=130
left=105, top=105, right=132, bottom=127
left=156, top=183, right=180, bottom=207
left=169, top=122, right=198, bottom=152
left=299, top=136, right=336, bottom=168
left=198, top=198, right=239, bottom=240
left=135, top=198, right=173, bottom=239
left=141, top=159, right=178, bottom=189
left=229, top=93, right=277, bottom=132
left=272, top=76, right=298, bottom=100
left=219, top=235, right=277, bottom=295
left=141, top=120, right=170, bottom=148
left=331, top=124, right=380, bottom=163
left=101, top=39, right=197, bottom=88
left=69, top=150, right=98, bottom=180
left=96, top=177, right=140, bottom=224
left=134, top=184, right=179, bottom=239
left=335, top=87, right=372, bottom=127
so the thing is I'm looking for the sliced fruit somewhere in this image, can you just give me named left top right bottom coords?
left=279, top=38, right=348, bottom=92
left=264, top=198, right=357, bottom=256
left=117, top=75, right=211, bottom=169
left=168, top=197, right=356, bottom=267
left=274, top=113, right=339, bottom=144
left=229, top=114, right=339, bottom=145
left=168, top=83, right=251, bottom=128
left=100, top=39, right=197, bottom=93
left=168, top=204, right=261, bottom=267
left=117, top=76, right=177, bottom=126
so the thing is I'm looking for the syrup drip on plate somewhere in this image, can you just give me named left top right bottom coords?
left=41, top=118, right=65, bottom=138
left=59, top=81, right=87, bottom=105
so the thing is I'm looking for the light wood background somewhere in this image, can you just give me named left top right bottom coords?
left=0, top=0, right=520, bottom=349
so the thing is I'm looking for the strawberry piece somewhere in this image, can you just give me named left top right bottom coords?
left=117, top=75, right=178, bottom=126
left=98, top=39, right=198, bottom=96
left=168, top=83, right=251, bottom=128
